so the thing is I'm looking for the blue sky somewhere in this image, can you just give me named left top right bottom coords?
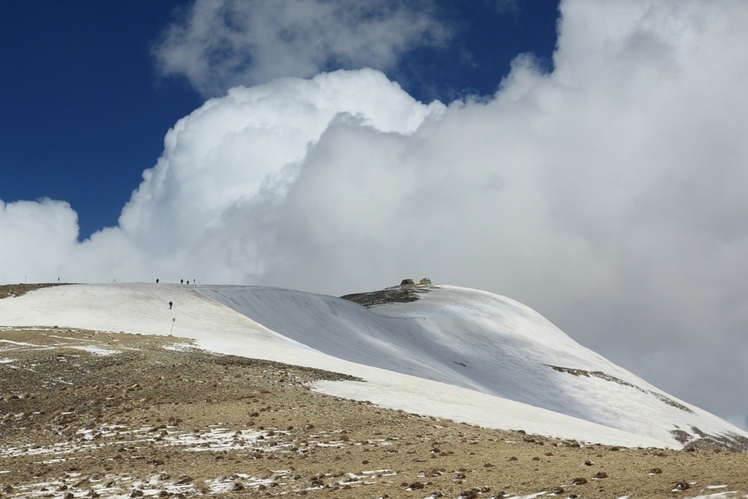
left=2, top=1, right=201, bottom=238
left=1, top=0, right=557, bottom=239
left=2, top=0, right=748, bottom=429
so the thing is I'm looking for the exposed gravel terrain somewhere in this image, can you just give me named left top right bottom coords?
left=341, top=284, right=435, bottom=307
left=0, top=283, right=68, bottom=300
left=1, top=285, right=747, bottom=498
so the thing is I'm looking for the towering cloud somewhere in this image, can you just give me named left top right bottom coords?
left=2, top=0, right=748, bottom=427
left=0, top=199, right=78, bottom=281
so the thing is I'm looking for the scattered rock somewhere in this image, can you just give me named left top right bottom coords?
left=1, top=326, right=747, bottom=499
left=673, top=482, right=690, bottom=491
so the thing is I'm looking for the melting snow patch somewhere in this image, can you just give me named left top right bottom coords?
left=0, top=424, right=289, bottom=460
left=206, top=474, right=276, bottom=493
left=5, top=472, right=200, bottom=499
left=691, top=493, right=741, bottom=499
left=162, top=343, right=196, bottom=352
left=362, top=469, right=396, bottom=476
left=70, top=345, right=119, bottom=356
left=0, top=339, right=37, bottom=347
left=162, top=427, right=282, bottom=452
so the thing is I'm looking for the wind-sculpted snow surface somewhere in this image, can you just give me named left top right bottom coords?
left=198, top=284, right=748, bottom=450
left=1, top=283, right=746, bottom=450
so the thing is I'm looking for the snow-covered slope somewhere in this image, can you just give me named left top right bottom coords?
left=1, top=283, right=745, bottom=450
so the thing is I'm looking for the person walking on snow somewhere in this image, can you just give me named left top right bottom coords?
left=169, top=301, right=173, bottom=309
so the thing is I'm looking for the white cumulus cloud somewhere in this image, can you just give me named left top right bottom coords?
left=0, top=199, right=78, bottom=282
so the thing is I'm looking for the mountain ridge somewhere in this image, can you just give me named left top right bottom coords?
left=1, top=282, right=746, bottom=451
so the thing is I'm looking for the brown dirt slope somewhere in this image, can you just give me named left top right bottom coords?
left=1, top=328, right=746, bottom=499
left=0, top=283, right=67, bottom=299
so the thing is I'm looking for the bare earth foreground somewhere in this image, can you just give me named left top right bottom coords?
left=1, top=286, right=747, bottom=499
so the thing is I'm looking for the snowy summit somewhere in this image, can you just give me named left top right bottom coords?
left=0, top=282, right=745, bottom=451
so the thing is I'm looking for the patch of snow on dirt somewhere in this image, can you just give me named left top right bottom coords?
left=69, top=345, right=119, bottom=356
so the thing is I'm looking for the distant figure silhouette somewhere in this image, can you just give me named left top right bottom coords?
left=187, top=280, right=190, bottom=285
left=169, top=301, right=173, bottom=309
left=180, top=279, right=184, bottom=284
left=156, top=278, right=159, bottom=284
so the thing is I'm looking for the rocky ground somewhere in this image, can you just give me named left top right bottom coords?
left=1, top=286, right=747, bottom=498
left=0, top=283, right=68, bottom=300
